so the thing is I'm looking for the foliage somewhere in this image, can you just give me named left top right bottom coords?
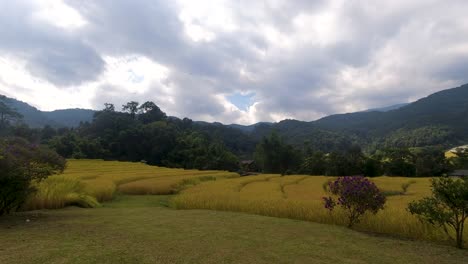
left=381, top=148, right=416, bottom=176
left=413, top=147, right=451, bottom=176
left=449, top=148, right=468, bottom=169
left=362, top=157, right=383, bottom=177
left=408, top=177, right=468, bottom=248
left=43, top=102, right=242, bottom=172
left=323, top=176, right=386, bottom=227
left=0, top=137, right=66, bottom=215
left=300, top=151, right=327, bottom=175
left=325, top=145, right=365, bottom=176
left=254, top=132, right=302, bottom=174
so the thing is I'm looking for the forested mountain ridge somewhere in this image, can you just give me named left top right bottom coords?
left=230, top=83, right=467, bottom=152
left=0, top=95, right=94, bottom=127
left=2, top=83, right=468, bottom=152
left=313, top=83, right=468, bottom=149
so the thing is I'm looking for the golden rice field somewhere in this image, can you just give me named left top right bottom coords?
left=172, top=174, right=467, bottom=247
left=24, top=159, right=238, bottom=210
left=23, top=159, right=467, bottom=247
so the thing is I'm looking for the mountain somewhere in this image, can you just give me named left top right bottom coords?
left=0, top=95, right=95, bottom=128
left=2, top=83, right=468, bottom=152
left=43, top=109, right=95, bottom=127
left=363, top=103, right=410, bottom=112
left=245, top=83, right=468, bottom=151
left=228, top=122, right=273, bottom=133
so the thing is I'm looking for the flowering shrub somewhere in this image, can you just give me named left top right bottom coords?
left=323, top=176, right=386, bottom=227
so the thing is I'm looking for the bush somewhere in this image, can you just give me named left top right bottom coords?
left=0, top=138, right=66, bottom=216
left=323, top=176, right=386, bottom=227
left=408, top=177, right=468, bottom=248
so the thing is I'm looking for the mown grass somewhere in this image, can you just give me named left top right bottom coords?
left=25, top=159, right=238, bottom=210
left=172, top=175, right=467, bottom=247
left=1, top=195, right=467, bottom=264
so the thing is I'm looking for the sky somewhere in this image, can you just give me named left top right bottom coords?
left=0, top=0, right=468, bottom=125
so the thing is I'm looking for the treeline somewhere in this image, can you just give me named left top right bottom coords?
left=1, top=101, right=252, bottom=171
left=254, top=132, right=466, bottom=177
left=1, top=98, right=467, bottom=176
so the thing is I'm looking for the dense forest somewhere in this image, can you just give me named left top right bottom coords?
left=1, top=83, right=468, bottom=176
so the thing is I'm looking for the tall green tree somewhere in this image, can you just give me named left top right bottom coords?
left=138, top=101, right=167, bottom=124
left=382, top=148, right=416, bottom=176
left=413, top=147, right=450, bottom=176
left=254, top=132, right=301, bottom=174
left=122, top=101, right=139, bottom=118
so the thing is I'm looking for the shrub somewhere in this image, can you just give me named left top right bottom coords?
left=0, top=138, right=66, bottom=216
left=408, top=177, right=468, bottom=248
left=323, top=176, right=386, bottom=227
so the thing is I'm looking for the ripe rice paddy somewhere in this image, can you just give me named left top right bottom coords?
left=24, top=159, right=238, bottom=210
left=23, top=159, right=467, bottom=248
left=172, top=174, right=467, bottom=247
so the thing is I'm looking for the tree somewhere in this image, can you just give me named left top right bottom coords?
left=382, top=148, right=416, bottom=176
left=408, top=177, right=468, bottom=248
left=138, top=101, right=167, bottom=124
left=0, top=96, right=23, bottom=125
left=103, top=103, right=115, bottom=112
left=414, top=147, right=450, bottom=176
left=254, top=132, right=302, bottom=174
left=323, top=176, right=386, bottom=227
left=301, top=151, right=326, bottom=175
left=122, top=101, right=139, bottom=118
left=450, top=148, right=468, bottom=170
left=362, top=157, right=383, bottom=177
left=0, top=138, right=66, bottom=216
left=325, top=146, right=365, bottom=176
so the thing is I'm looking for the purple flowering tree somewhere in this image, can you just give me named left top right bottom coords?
left=323, top=176, right=386, bottom=227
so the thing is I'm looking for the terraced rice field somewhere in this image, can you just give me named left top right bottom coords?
left=22, top=159, right=467, bottom=247
left=172, top=174, right=466, bottom=247
left=24, top=159, right=238, bottom=210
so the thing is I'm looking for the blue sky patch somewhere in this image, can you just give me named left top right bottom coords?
left=227, top=92, right=255, bottom=111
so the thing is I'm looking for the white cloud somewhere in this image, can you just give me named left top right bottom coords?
left=32, top=0, right=87, bottom=29
left=1, top=0, right=468, bottom=124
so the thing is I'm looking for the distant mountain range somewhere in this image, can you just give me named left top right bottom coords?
left=2, top=83, right=468, bottom=151
left=363, top=103, right=410, bottom=112
left=0, top=97, right=95, bottom=127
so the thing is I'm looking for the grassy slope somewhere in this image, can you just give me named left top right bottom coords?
left=1, top=196, right=467, bottom=264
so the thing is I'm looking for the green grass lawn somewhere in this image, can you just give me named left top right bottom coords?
left=1, top=196, right=467, bottom=264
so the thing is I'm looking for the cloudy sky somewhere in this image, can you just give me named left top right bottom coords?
left=1, top=0, right=468, bottom=124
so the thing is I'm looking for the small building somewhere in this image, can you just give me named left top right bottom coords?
left=449, top=170, right=468, bottom=177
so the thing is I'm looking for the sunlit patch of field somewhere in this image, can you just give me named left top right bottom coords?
left=25, top=159, right=238, bottom=210
left=172, top=175, right=467, bottom=247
